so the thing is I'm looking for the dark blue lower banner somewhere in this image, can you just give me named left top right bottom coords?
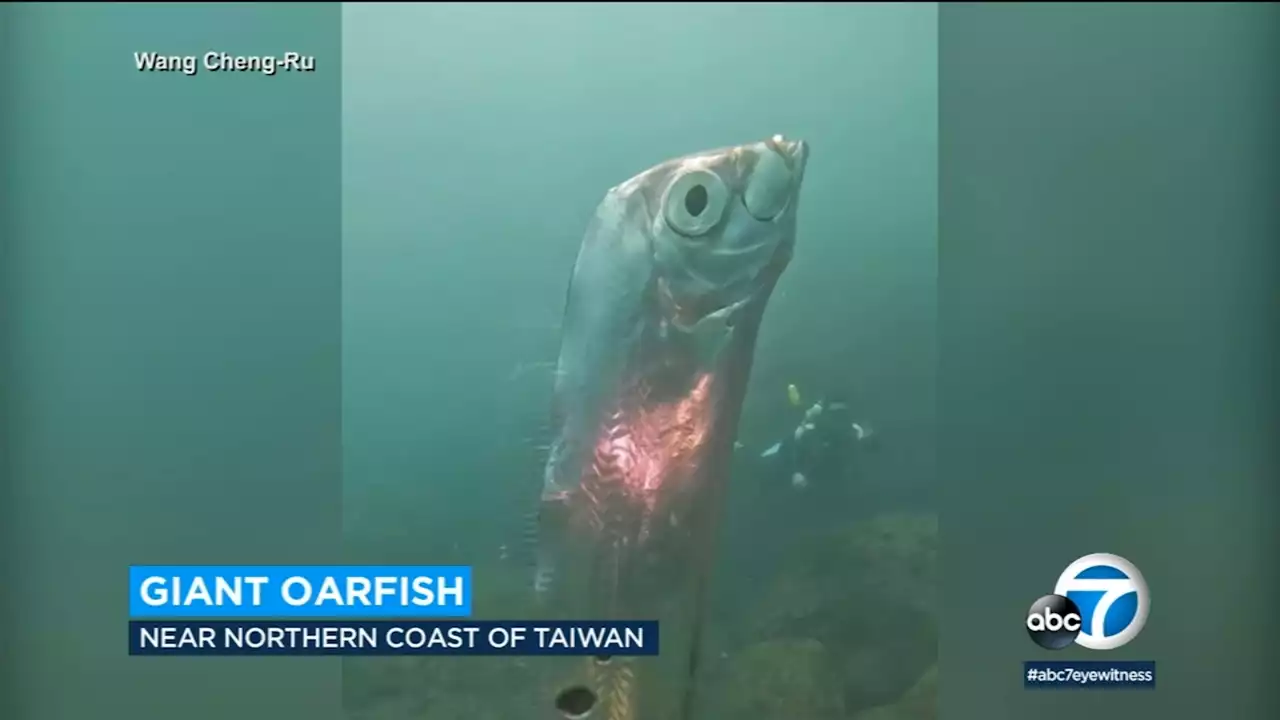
left=1024, top=661, right=1156, bottom=689
left=130, top=620, right=659, bottom=656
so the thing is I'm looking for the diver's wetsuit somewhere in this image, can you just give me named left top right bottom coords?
left=726, top=395, right=862, bottom=575
left=767, top=395, right=861, bottom=504
left=792, top=398, right=856, bottom=484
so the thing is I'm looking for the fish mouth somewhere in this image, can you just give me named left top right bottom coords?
left=766, top=134, right=808, bottom=175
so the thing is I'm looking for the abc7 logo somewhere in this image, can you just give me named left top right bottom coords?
left=1026, top=594, right=1083, bottom=650
left=1026, top=553, right=1150, bottom=651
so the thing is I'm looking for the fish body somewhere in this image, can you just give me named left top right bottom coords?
left=530, top=136, right=809, bottom=720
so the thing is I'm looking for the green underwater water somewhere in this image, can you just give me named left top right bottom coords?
left=11, top=4, right=1272, bottom=720
left=340, top=4, right=936, bottom=719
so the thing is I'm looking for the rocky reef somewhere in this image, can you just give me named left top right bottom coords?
left=713, top=638, right=844, bottom=718
left=343, top=510, right=937, bottom=719
left=852, top=664, right=937, bottom=720
left=704, top=510, right=938, bottom=720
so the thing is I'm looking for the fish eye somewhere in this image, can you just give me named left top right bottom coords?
left=684, top=184, right=708, bottom=216
left=662, top=169, right=727, bottom=238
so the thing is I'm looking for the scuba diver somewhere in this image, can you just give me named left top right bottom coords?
left=757, top=385, right=876, bottom=498
left=722, top=383, right=878, bottom=571
left=720, top=384, right=877, bottom=577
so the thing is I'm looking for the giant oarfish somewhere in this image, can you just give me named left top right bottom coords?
left=529, top=135, right=809, bottom=720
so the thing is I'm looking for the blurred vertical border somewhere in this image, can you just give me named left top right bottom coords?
left=0, top=4, right=344, bottom=720
left=940, top=3, right=1279, bottom=719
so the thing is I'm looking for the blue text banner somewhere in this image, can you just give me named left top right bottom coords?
left=128, top=565, right=472, bottom=618
left=130, top=620, right=660, bottom=656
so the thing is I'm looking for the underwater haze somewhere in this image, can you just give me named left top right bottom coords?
left=341, top=4, right=936, bottom=719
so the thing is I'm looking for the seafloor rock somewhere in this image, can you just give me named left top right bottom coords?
left=732, top=511, right=937, bottom=717
left=344, top=655, right=537, bottom=720
left=344, top=511, right=938, bottom=720
left=717, top=638, right=845, bottom=720
left=851, top=663, right=937, bottom=720
left=903, top=664, right=938, bottom=712
left=759, top=510, right=937, bottom=624
left=343, top=657, right=425, bottom=714
left=827, top=511, right=937, bottom=617
left=748, top=573, right=828, bottom=640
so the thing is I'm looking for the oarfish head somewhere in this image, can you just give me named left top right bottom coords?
left=617, top=134, right=810, bottom=338
left=545, top=136, right=808, bottom=495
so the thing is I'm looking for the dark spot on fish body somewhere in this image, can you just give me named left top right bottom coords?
left=555, top=685, right=598, bottom=718
left=593, top=654, right=613, bottom=665
left=684, top=183, right=709, bottom=217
